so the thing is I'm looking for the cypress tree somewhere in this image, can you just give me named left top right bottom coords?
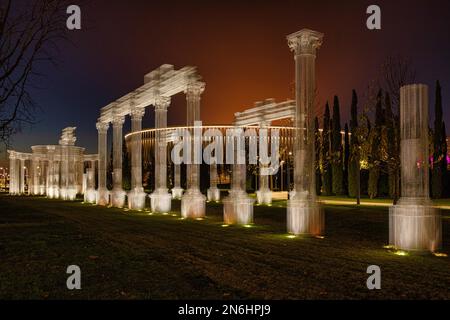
left=432, top=81, right=444, bottom=198
left=368, top=90, right=383, bottom=199
left=348, top=90, right=359, bottom=198
left=322, top=102, right=332, bottom=195
left=314, top=116, right=322, bottom=195
left=331, top=95, right=344, bottom=195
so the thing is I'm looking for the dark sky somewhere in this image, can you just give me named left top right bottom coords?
left=3, top=0, right=450, bottom=164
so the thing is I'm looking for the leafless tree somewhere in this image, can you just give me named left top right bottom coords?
left=0, top=0, right=71, bottom=146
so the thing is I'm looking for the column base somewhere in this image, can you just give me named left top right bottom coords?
left=171, top=187, right=184, bottom=199
left=127, top=188, right=147, bottom=210
left=223, top=190, right=254, bottom=225
left=256, top=189, right=272, bottom=205
left=390, top=198, right=441, bottom=253
left=181, top=189, right=206, bottom=219
left=287, top=198, right=324, bottom=236
left=84, top=188, right=97, bottom=204
left=97, top=188, right=110, bottom=206
left=150, top=189, right=172, bottom=213
left=39, top=185, right=46, bottom=195
left=207, top=187, right=221, bottom=202
left=111, top=189, right=127, bottom=208
left=60, top=187, right=77, bottom=201
left=47, top=187, right=58, bottom=199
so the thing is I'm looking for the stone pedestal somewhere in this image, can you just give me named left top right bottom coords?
left=256, top=189, right=272, bottom=205
left=223, top=190, right=254, bottom=225
left=207, top=187, right=221, bottom=202
left=287, top=194, right=324, bottom=235
left=150, top=189, right=172, bottom=213
left=181, top=189, right=206, bottom=219
left=171, top=187, right=184, bottom=199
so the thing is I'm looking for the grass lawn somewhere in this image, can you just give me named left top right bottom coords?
left=0, top=194, right=449, bottom=300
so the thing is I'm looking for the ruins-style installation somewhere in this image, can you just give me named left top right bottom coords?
left=234, top=99, right=295, bottom=205
left=96, top=64, right=205, bottom=216
left=207, top=160, right=220, bottom=202
left=286, top=29, right=324, bottom=236
left=8, top=127, right=98, bottom=200
left=389, top=84, right=442, bottom=253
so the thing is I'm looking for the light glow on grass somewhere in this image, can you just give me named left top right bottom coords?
left=383, top=245, right=396, bottom=249
left=195, top=218, right=204, bottom=221
left=286, top=235, right=297, bottom=239
left=315, top=235, right=325, bottom=239
left=243, top=224, right=253, bottom=228
left=394, top=250, right=409, bottom=256
left=221, top=224, right=230, bottom=228
left=433, top=252, right=448, bottom=257
left=162, top=212, right=169, bottom=215
left=171, top=214, right=177, bottom=217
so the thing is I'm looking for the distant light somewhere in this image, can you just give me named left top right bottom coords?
left=433, top=252, right=448, bottom=257
left=315, top=235, right=325, bottom=239
left=221, top=224, right=230, bottom=227
left=383, top=245, right=395, bottom=249
left=171, top=214, right=177, bottom=217
left=162, top=212, right=169, bottom=215
left=195, top=217, right=204, bottom=221
left=286, top=235, right=297, bottom=239
left=394, top=250, right=408, bottom=256
left=243, top=224, right=253, bottom=228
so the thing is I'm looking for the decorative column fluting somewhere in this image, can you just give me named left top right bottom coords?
left=181, top=81, right=207, bottom=218
left=286, top=29, right=324, bottom=236
left=96, top=121, right=110, bottom=206
left=150, top=96, right=172, bottom=213
left=111, top=115, right=126, bottom=208
left=256, top=121, right=272, bottom=205
left=8, top=151, right=17, bottom=195
left=389, top=84, right=442, bottom=252
left=19, top=158, right=25, bottom=194
left=127, top=106, right=147, bottom=210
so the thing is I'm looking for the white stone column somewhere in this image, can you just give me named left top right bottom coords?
left=389, top=84, right=442, bottom=252
left=8, top=152, right=17, bottom=195
left=96, top=121, right=110, bottom=206
left=111, top=115, right=126, bottom=208
left=46, top=146, right=56, bottom=198
left=181, top=81, right=207, bottom=219
left=171, top=163, right=183, bottom=199
left=286, top=29, right=324, bottom=236
left=150, top=96, right=172, bottom=213
left=127, top=107, right=147, bottom=210
left=207, top=161, right=220, bottom=202
left=256, top=122, right=273, bottom=205
left=223, top=132, right=254, bottom=225
left=32, top=157, right=39, bottom=195
left=85, top=160, right=97, bottom=203
left=19, top=159, right=25, bottom=194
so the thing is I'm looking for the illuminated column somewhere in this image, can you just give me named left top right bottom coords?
left=85, top=160, right=97, bottom=203
left=19, top=158, right=25, bottom=194
left=150, top=96, right=172, bottom=213
left=96, top=121, right=110, bottom=206
left=171, top=163, right=183, bottom=199
left=181, top=81, right=207, bottom=219
left=53, top=160, right=60, bottom=198
left=111, top=115, right=126, bottom=208
left=256, top=121, right=272, bottom=205
left=207, top=160, right=220, bottom=202
left=8, top=151, right=17, bottom=195
left=389, top=84, right=442, bottom=252
left=223, top=131, right=254, bottom=224
left=127, top=107, right=147, bottom=210
left=46, top=146, right=56, bottom=198
left=286, top=29, right=324, bottom=236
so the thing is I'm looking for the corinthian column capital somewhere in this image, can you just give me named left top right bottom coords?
left=287, top=29, right=323, bottom=56
left=112, top=114, right=125, bottom=127
left=96, top=121, right=109, bottom=133
left=130, top=107, right=145, bottom=120
left=185, top=81, right=205, bottom=98
left=154, top=96, right=171, bottom=110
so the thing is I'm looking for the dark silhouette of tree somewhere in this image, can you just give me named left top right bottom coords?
left=0, top=0, right=72, bottom=145
left=368, top=90, right=384, bottom=199
left=331, top=95, right=344, bottom=195
left=384, top=93, right=400, bottom=202
left=432, top=81, right=445, bottom=198
left=321, top=102, right=332, bottom=195
left=314, top=116, right=321, bottom=195
left=343, top=123, right=349, bottom=195
left=348, top=90, right=359, bottom=199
